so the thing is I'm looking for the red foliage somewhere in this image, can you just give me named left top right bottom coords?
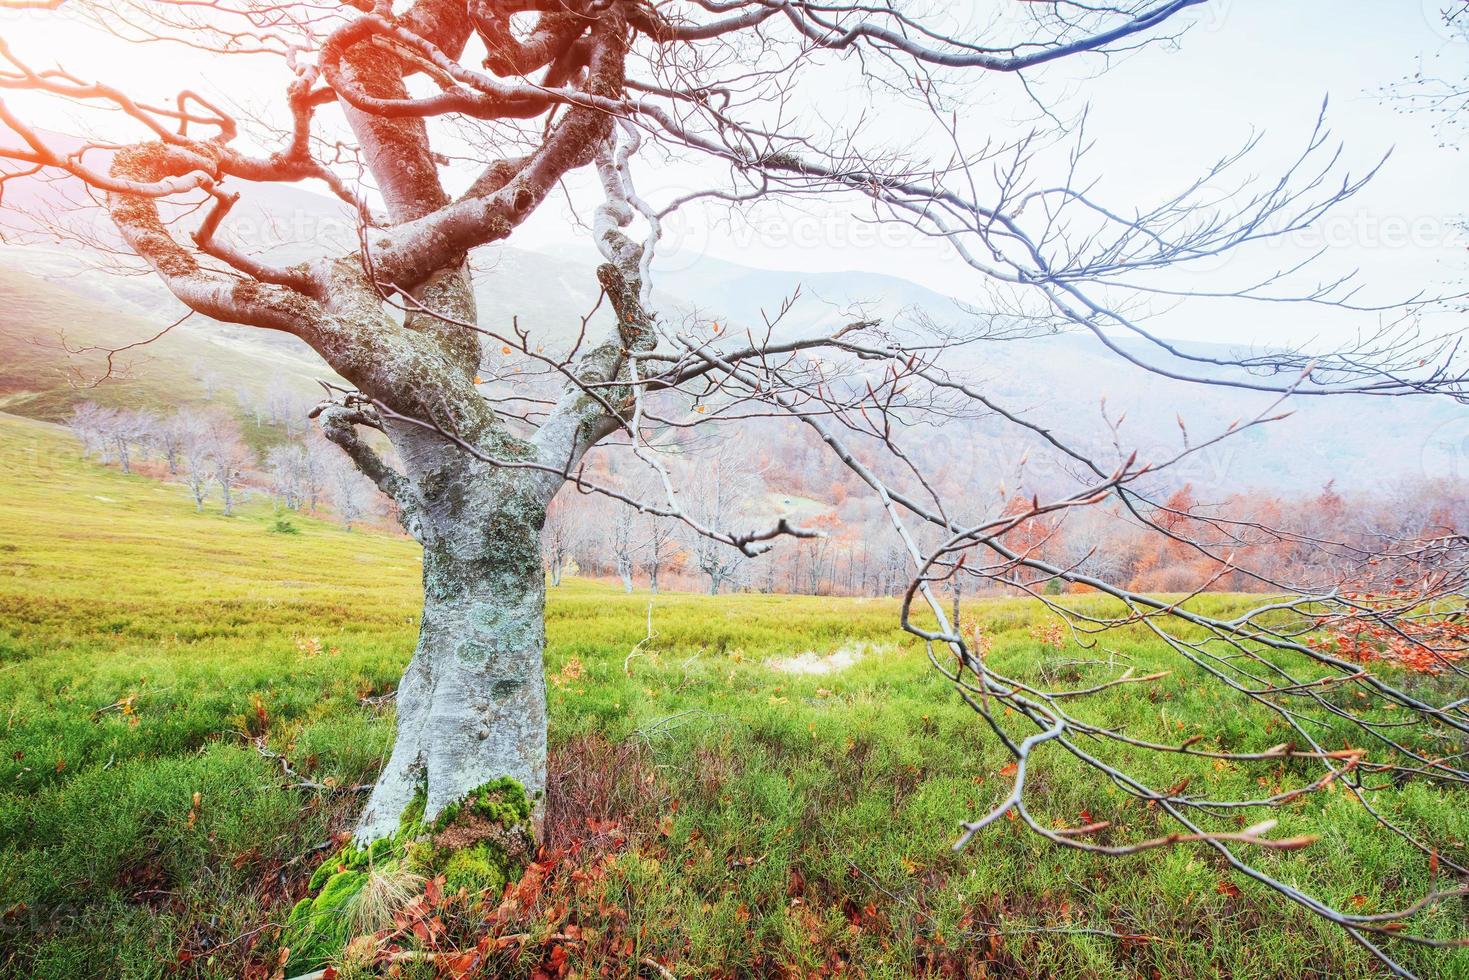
left=1308, top=594, right=1469, bottom=674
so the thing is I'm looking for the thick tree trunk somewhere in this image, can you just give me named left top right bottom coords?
left=354, top=435, right=551, bottom=844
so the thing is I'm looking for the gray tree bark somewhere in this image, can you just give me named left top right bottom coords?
left=352, top=427, right=553, bottom=842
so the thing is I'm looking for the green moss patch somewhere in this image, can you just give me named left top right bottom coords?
left=423, top=777, right=535, bottom=894
left=282, top=779, right=534, bottom=974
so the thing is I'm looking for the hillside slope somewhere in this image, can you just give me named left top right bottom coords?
left=0, top=263, right=333, bottom=420
left=0, top=232, right=1461, bottom=494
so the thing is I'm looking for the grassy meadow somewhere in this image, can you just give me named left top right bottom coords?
left=0, top=412, right=1465, bottom=978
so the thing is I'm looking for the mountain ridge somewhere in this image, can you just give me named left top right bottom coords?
left=0, top=170, right=1459, bottom=495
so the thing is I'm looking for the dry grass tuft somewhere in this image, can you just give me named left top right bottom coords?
left=348, top=864, right=425, bottom=936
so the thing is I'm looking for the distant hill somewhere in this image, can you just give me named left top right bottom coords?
left=0, top=259, right=331, bottom=420
left=0, top=171, right=1461, bottom=495
left=649, top=255, right=1465, bottom=496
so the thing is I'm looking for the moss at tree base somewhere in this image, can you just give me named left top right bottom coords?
left=281, top=777, right=535, bottom=975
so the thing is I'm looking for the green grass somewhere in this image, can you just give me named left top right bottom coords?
left=0, top=412, right=1465, bottom=978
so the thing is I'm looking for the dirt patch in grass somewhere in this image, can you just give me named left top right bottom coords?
left=767, top=642, right=871, bottom=674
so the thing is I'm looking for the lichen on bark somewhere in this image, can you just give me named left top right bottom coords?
left=352, top=435, right=552, bottom=844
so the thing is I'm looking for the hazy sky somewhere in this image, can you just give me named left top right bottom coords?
left=2, top=1, right=1465, bottom=346
left=617, top=0, right=1469, bottom=346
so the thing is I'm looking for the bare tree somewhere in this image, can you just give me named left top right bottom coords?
left=105, top=408, right=153, bottom=474
left=149, top=412, right=188, bottom=476
left=67, top=401, right=113, bottom=461
left=235, top=383, right=267, bottom=428
left=756, top=554, right=779, bottom=595
left=6, top=2, right=1469, bottom=965
left=173, top=409, right=214, bottom=512
left=68, top=405, right=157, bottom=474
left=682, top=440, right=762, bottom=594
left=204, top=418, right=254, bottom=517
left=109, top=410, right=135, bottom=474
left=639, top=510, right=681, bottom=596
left=266, top=442, right=309, bottom=511
left=581, top=466, right=642, bottom=591
left=263, top=380, right=301, bottom=430
left=299, top=433, right=336, bottom=513
left=540, top=496, right=580, bottom=587
left=801, top=531, right=837, bottom=596
left=192, top=361, right=223, bottom=399
left=608, top=505, right=639, bottom=593
left=325, top=453, right=375, bottom=530
left=1386, top=2, right=1469, bottom=148
left=128, top=409, right=164, bottom=468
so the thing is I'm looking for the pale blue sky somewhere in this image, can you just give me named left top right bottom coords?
left=601, top=0, right=1469, bottom=345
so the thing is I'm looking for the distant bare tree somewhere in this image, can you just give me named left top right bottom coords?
left=266, top=443, right=309, bottom=511
left=68, top=404, right=155, bottom=474
left=640, top=511, right=680, bottom=596
left=109, top=411, right=136, bottom=474
left=756, top=555, right=779, bottom=595
left=683, top=444, right=762, bottom=595
left=609, top=512, right=638, bottom=593
left=174, top=410, right=214, bottom=512
left=541, top=496, right=577, bottom=587
left=300, top=434, right=334, bottom=513
left=325, top=454, right=376, bottom=530
left=149, top=413, right=189, bottom=476
left=206, top=424, right=254, bottom=517
left=117, top=409, right=158, bottom=474
left=581, top=495, right=639, bottom=592
left=235, top=383, right=266, bottom=428
left=263, top=381, right=298, bottom=429
left=1386, top=2, right=1469, bottom=147
left=191, top=362, right=223, bottom=400
left=877, top=545, right=909, bottom=598
left=67, top=402, right=113, bottom=461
